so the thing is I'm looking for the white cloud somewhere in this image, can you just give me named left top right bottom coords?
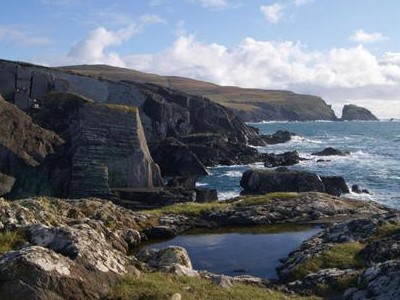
left=349, top=29, right=389, bottom=43
left=68, top=25, right=138, bottom=66
left=294, top=0, right=314, bottom=6
left=260, top=4, right=284, bottom=24
left=0, top=25, right=52, bottom=46
left=140, top=14, right=166, bottom=25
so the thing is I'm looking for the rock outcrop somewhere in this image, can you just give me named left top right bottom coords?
left=312, top=147, right=350, bottom=156
left=264, top=151, right=301, bottom=168
left=240, top=169, right=325, bottom=195
left=261, top=130, right=295, bottom=144
left=341, top=104, right=379, bottom=121
left=240, top=169, right=351, bottom=196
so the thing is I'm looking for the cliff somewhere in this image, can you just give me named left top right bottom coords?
left=0, top=91, right=162, bottom=199
left=0, top=59, right=266, bottom=175
left=61, top=64, right=338, bottom=122
left=341, top=104, right=379, bottom=121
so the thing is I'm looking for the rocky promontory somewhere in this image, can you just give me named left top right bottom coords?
left=341, top=104, right=379, bottom=121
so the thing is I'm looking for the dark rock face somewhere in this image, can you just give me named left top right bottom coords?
left=0, top=59, right=267, bottom=175
left=167, top=177, right=196, bottom=190
left=261, top=130, right=295, bottom=144
left=320, top=176, right=350, bottom=196
left=341, top=104, right=379, bottom=121
left=312, top=147, right=350, bottom=156
left=264, top=151, right=301, bottom=168
left=240, top=169, right=325, bottom=195
left=195, top=188, right=218, bottom=203
left=351, top=184, right=370, bottom=194
left=151, top=138, right=208, bottom=177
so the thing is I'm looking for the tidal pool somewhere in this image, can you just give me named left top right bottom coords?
left=141, top=225, right=321, bottom=279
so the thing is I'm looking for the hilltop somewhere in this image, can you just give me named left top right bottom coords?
left=60, top=64, right=338, bottom=122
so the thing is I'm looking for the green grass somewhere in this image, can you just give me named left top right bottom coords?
left=146, top=202, right=230, bottom=217
left=104, top=103, right=138, bottom=114
left=235, top=192, right=299, bottom=207
left=314, top=273, right=359, bottom=297
left=105, top=272, right=319, bottom=300
left=0, top=229, right=28, bottom=254
left=368, top=223, right=400, bottom=241
left=288, top=242, right=366, bottom=281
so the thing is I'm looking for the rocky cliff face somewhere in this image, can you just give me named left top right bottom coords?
left=0, top=59, right=266, bottom=175
left=341, top=104, right=379, bottom=121
left=0, top=90, right=162, bottom=199
left=61, top=64, right=339, bottom=122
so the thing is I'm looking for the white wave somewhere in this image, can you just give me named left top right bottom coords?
left=222, top=171, right=243, bottom=178
left=218, top=191, right=241, bottom=200
left=290, top=135, right=323, bottom=144
left=196, top=182, right=209, bottom=187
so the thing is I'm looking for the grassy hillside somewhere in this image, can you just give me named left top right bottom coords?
left=60, top=64, right=337, bottom=122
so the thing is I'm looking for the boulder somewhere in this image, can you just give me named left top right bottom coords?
left=351, top=184, right=370, bottom=194
left=264, top=151, right=301, bottom=168
left=261, top=130, right=295, bottom=144
left=312, top=147, right=350, bottom=156
left=345, top=261, right=400, bottom=300
left=151, top=138, right=208, bottom=177
left=320, top=176, right=350, bottom=196
left=136, top=246, right=193, bottom=271
left=240, top=168, right=325, bottom=195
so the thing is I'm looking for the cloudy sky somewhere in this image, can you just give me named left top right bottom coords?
left=1, top=0, right=400, bottom=118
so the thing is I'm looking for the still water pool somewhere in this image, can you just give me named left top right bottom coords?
left=142, top=225, right=321, bottom=279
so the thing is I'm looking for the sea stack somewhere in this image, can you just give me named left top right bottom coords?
left=341, top=104, right=379, bottom=121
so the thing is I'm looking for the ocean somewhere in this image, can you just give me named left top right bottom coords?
left=198, top=121, right=400, bottom=208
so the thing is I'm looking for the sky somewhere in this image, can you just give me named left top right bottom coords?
left=1, top=0, right=400, bottom=118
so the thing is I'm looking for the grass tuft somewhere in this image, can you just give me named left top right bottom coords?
left=235, top=192, right=299, bottom=207
left=0, top=229, right=28, bottom=254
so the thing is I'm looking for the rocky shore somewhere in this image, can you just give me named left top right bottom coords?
left=1, top=191, right=398, bottom=299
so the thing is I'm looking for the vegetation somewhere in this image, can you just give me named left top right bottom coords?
left=104, top=103, right=138, bottom=114
left=0, top=229, right=28, bottom=254
left=235, top=192, right=299, bottom=207
left=369, top=223, right=400, bottom=241
left=147, top=202, right=230, bottom=217
left=106, top=272, right=319, bottom=300
left=288, top=242, right=366, bottom=281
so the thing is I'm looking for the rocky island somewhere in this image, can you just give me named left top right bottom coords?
left=0, top=58, right=393, bottom=300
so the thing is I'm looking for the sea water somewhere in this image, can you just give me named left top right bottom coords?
left=198, top=121, right=400, bottom=208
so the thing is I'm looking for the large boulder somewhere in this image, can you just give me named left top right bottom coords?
left=240, top=168, right=325, bottom=195
left=312, top=147, right=350, bottom=156
left=264, top=151, right=301, bottom=168
left=321, top=176, right=350, bottom=196
left=261, top=130, right=295, bottom=144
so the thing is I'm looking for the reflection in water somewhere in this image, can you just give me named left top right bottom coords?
left=141, top=226, right=320, bottom=279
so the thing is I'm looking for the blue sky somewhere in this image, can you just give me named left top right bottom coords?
left=1, top=0, right=400, bottom=118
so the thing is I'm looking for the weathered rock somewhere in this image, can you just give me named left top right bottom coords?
left=143, top=226, right=178, bottom=239
left=0, top=172, right=15, bottom=196
left=312, top=147, right=350, bottom=156
left=345, top=261, right=400, bottom=300
left=167, top=177, right=196, bottom=190
left=341, top=104, right=379, bottom=121
left=320, top=176, right=350, bottom=196
left=151, top=138, right=208, bottom=177
left=195, top=188, right=218, bottom=203
left=136, top=246, right=193, bottom=271
left=264, top=151, right=301, bottom=168
left=240, top=169, right=325, bottom=195
left=261, top=130, right=295, bottom=144
left=351, top=184, right=370, bottom=194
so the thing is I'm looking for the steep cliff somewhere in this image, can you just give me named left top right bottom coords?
left=0, top=59, right=266, bottom=174
left=341, top=104, right=379, bottom=121
left=61, top=64, right=338, bottom=122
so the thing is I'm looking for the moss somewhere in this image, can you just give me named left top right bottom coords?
left=289, top=242, right=366, bottom=281
left=146, top=202, right=230, bottom=217
left=103, top=103, right=138, bottom=114
left=314, top=273, right=359, bottom=297
left=106, top=272, right=318, bottom=300
left=235, top=192, right=299, bottom=207
left=0, top=229, right=28, bottom=254
left=369, top=223, right=400, bottom=241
